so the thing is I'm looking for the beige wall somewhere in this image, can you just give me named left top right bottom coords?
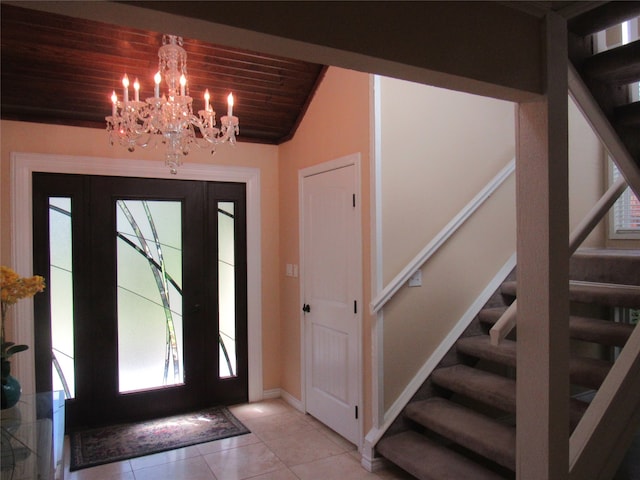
left=277, top=67, right=372, bottom=428
left=0, top=119, right=283, bottom=391
left=379, top=78, right=516, bottom=281
left=568, top=96, right=606, bottom=248
left=378, top=78, right=516, bottom=408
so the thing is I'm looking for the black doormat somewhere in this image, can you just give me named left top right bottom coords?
left=69, top=406, right=250, bottom=471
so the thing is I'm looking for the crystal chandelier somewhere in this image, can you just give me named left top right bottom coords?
left=106, top=35, right=239, bottom=174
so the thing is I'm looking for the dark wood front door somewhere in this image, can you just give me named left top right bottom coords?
left=32, top=173, right=247, bottom=430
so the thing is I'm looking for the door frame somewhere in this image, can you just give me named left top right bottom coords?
left=10, top=152, right=263, bottom=402
left=298, top=153, right=363, bottom=448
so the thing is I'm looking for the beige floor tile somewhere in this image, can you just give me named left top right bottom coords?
left=62, top=399, right=381, bottom=479
left=248, top=468, right=301, bottom=480
left=291, top=452, right=380, bottom=480
left=229, top=399, right=293, bottom=420
left=264, top=427, right=347, bottom=467
left=196, top=432, right=262, bottom=455
left=204, top=442, right=286, bottom=480
left=373, top=463, right=417, bottom=479
left=242, top=410, right=316, bottom=442
left=133, top=456, right=217, bottom=480
left=129, top=444, right=201, bottom=471
left=314, top=422, right=358, bottom=451
left=66, top=460, right=133, bottom=480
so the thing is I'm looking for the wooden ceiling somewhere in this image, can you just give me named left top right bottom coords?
left=0, top=4, right=326, bottom=144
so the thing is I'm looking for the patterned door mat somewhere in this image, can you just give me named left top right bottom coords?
left=69, top=406, right=250, bottom=471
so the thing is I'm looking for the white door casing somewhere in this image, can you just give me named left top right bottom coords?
left=300, top=154, right=362, bottom=446
left=11, top=152, right=262, bottom=400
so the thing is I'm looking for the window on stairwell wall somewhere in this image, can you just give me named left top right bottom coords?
left=609, top=162, right=640, bottom=239
left=596, top=18, right=640, bottom=240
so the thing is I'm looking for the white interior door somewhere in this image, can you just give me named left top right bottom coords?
left=302, top=160, right=361, bottom=445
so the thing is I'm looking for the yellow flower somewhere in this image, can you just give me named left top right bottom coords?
left=1, top=266, right=45, bottom=306
left=1, top=266, right=46, bottom=362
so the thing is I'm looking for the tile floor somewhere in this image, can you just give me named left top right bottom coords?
left=64, top=398, right=415, bottom=480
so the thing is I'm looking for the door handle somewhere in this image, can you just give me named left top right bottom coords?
left=302, top=303, right=311, bottom=313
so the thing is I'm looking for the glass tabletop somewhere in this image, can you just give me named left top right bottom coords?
left=1, top=391, right=65, bottom=480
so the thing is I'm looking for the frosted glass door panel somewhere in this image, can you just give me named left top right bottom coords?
left=49, top=197, right=75, bottom=398
left=116, top=200, right=184, bottom=393
left=218, top=202, right=236, bottom=378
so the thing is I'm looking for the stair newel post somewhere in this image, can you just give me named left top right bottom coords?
left=515, top=12, right=570, bottom=480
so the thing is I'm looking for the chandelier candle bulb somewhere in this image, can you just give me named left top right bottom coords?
left=180, top=74, right=186, bottom=96
left=204, top=89, right=211, bottom=112
left=154, top=72, right=161, bottom=98
left=111, top=91, right=117, bottom=116
left=227, top=93, right=234, bottom=117
left=133, top=78, right=140, bottom=102
left=122, top=74, right=129, bottom=103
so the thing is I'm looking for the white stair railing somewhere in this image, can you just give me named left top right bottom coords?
left=370, top=158, right=515, bottom=314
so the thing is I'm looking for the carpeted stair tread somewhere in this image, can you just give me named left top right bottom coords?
left=569, top=316, right=634, bottom=346
left=501, top=280, right=640, bottom=308
left=567, top=281, right=640, bottom=308
left=376, top=430, right=508, bottom=480
left=432, top=365, right=517, bottom=414
left=405, top=398, right=515, bottom=470
left=432, top=364, right=589, bottom=429
left=570, top=356, right=612, bottom=389
left=571, top=248, right=640, bottom=285
left=478, top=307, right=507, bottom=325
left=479, top=307, right=634, bottom=347
left=455, top=335, right=612, bottom=389
left=456, top=335, right=516, bottom=367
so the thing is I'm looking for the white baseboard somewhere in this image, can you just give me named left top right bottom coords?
left=260, top=387, right=305, bottom=413
left=280, top=389, right=305, bottom=412
left=262, top=388, right=281, bottom=400
left=361, top=453, right=390, bottom=472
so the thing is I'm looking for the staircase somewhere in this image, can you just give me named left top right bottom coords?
left=568, top=1, right=640, bottom=169
left=376, top=249, right=640, bottom=479
left=375, top=4, right=640, bottom=478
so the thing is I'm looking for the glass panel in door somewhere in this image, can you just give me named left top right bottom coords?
left=49, top=197, right=75, bottom=398
left=116, top=200, right=184, bottom=393
left=218, top=202, right=237, bottom=378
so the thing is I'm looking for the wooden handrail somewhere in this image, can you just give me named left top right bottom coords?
left=490, top=64, right=640, bottom=346
left=370, top=159, right=515, bottom=314
left=489, top=175, right=628, bottom=345
left=569, top=177, right=628, bottom=251
left=568, top=63, right=640, bottom=199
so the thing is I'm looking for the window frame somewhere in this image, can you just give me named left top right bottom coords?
left=608, top=161, right=640, bottom=240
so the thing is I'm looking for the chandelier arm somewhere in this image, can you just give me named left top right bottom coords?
left=106, top=34, right=238, bottom=173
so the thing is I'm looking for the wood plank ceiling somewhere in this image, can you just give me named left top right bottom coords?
left=0, top=4, right=326, bottom=144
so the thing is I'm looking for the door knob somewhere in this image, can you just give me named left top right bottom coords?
left=302, top=303, right=311, bottom=313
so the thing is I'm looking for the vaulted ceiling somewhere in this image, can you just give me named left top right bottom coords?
left=1, top=1, right=613, bottom=147
left=0, top=3, right=327, bottom=144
